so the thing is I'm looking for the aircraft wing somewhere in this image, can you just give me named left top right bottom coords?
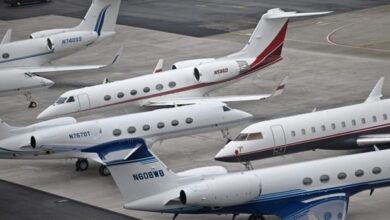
left=276, top=193, right=347, bottom=220
left=357, top=134, right=390, bottom=146
left=144, top=76, right=288, bottom=107
left=14, top=46, right=122, bottom=74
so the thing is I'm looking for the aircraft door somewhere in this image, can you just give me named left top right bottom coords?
left=270, top=125, right=286, bottom=155
left=77, top=94, right=91, bottom=111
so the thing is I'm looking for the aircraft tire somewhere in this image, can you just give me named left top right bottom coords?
left=99, top=165, right=111, bottom=176
left=75, top=159, right=89, bottom=171
left=248, top=214, right=265, bottom=220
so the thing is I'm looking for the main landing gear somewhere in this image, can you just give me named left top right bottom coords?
left=24, top=92, right=37, bottom=108
left=75, top=158, right=111, bottom=176
left=248, top=214, right=265, bottom=220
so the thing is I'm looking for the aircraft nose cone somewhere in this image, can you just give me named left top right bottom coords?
left=214, top=145, right=237, bottom=162
left=42, top=78, right=54, bottom=87
left=36, top=107, right=52, bottom=120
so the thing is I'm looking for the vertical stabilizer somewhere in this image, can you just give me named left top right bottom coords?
left=74, top=0, right=121, bottom=36
left=83, top=138, right=179, bottom=204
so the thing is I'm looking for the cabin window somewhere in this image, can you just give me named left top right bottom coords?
left=143, top=124, right=150, bottom=131
left=104, top=95, right=111, bottom=101
left=235, top=133, right=249, bottom=141
left=337, top=172, right=347, bottom=180
left=341, top=121, right=346, bottom=128
left=156, top=84, right=164, bottom=91
left=383, top=114, right=388, bottom=120
left=311, top=127, right=316, bottom=133
left=247, top=132, right=263, bottom=140
left=168, top=81, right=176, bottom=88
left=185, top=117, right=193, bottom=124
left=127, top=126, right=136, bottom=134
left=320, top=175, right=330, bottom=183
left=157, top=122, right=165, bottom=129
left=331, top=123, right=336, bottom=129
left=130, top=89, right=137, bottom=96
left=112, top=129, right=121, bottom=136
left=372, top=116, right=377, bottom=122
left=2, top=53, right=9, bottom=59
left=355, top=169, right=364, bottom=177
left=351, top=120, right=356, bottom=126
left=361, top=118, right=366, bottom=124
left=302, top=177, right=312, bottom=186
left=143, top=87, right=150, bottom=93
left=321, top=125, right=326, bottom=131
left=301, top=129, right=306, bottom=135
left=56, top=97, right=67, bottom=104
left=171, top=120, right=179, bottom=126
left=66, top=96, right=75, bottom=103
left=372, top=167, right=381, bottom=175
left=117, top=92, right=124, bottom=98
left=291, top=131, right=296, bottom=137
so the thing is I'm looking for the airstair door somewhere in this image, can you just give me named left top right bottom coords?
left=77, top=94, right=91, bottom=111
left=270, top=125, right=286, bottom=155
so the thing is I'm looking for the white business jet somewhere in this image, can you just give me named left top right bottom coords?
left=0, top=0, right=121, bottom=107
left=0, top=102, right=252, bottom=175
left=37, top=8, right=329, bottom=119
left=85, top=137, right=390, bottom=220
left=216, top=77, right=390, bottom=163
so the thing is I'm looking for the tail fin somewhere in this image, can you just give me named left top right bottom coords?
left=229, top=9, right=330, bottom=68
left=74, top=0, right=121, bottom=37
left=82, top=138, right=179, bottom=204
left=0, top=119, right=15, bottom=140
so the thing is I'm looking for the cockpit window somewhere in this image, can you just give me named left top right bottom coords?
left=66, top=96, right=75, bottom=103
left=56, top=97, right=67, bottom=104
left=234, top=132, right=263, bottom=141
left=223, top=106, right=231, bottom=112
left=24, top=73, right=33, bottom=78
left=234, top=133, right=249, bottom=141
left=247, top=132, right=263, bottom=140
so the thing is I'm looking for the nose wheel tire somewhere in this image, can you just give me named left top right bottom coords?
left=75, top=159, right=89, bottom=171
left=99, top=165, right=111, bottom=176
left=28, top=101, right=37, bottom=108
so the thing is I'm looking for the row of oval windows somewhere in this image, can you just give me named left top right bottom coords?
left=112, top=117, right=194, bottom=136
left=291, top=114, right=388, bottom=137
left=104, top=81, right=177, bottom=101
left=302, top=167, right=382, bottom=186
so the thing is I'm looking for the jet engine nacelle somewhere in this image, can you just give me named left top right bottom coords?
left=46, top=31, right=98, bottom=52
left=179, top=173, right=261, bottom=207
left=177, top=166, right=228, bottom=177
left=193, top=60, right=249, bottom=83
left=172, top=58, right=215, bottom=69
left=29, top=29, right=69, bottom=39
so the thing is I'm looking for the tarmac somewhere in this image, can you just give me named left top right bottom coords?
left=0, top=1, right=390, bottom=220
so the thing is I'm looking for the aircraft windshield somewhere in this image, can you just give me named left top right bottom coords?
left=24, top=73, right=33, bottom=78
left=223, top=106, right=231, bottom=112
left=234, top=132, right=263, bottom=141
left=66, top=96, right=75, bottom=103
left=56, top=97, right=67, bottom=105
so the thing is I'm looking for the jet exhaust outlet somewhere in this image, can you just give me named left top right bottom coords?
left=30, top=136, right=36, bottom=149
left=179, top=190, right=187, bottom=205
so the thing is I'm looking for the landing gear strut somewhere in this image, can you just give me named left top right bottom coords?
left=24, top=92, right=37, bottom=108
left=75, top=158, right=89, bottom=171
left=248, top=214, right=265, bottom=220
left=221, top=128, right=232, bottom=143
left=99, top=165, right=111, bottom=176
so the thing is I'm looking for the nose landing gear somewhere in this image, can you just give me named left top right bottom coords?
left=24, top=92, right=37, bottom=108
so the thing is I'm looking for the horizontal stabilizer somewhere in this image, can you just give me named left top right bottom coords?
left=365, top=77, right=385, bottom=103
left=1, top=29, right=12, bottom=44
left=265, top=8, right=332, bottom=19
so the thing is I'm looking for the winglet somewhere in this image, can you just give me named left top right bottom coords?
left=108, top=46, right=123, bottom=67
left=1, top=29, right=12, bottom=44
left=264, top=8, right=332, bottom=19
left=272, top=76, right=288, bottom=97
left=153, top=59, right=164, bottom=73
left=365, top=77, right=385, bottom=103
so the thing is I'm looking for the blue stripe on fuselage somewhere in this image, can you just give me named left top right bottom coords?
left=0, top=50, right=54, bottom=64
